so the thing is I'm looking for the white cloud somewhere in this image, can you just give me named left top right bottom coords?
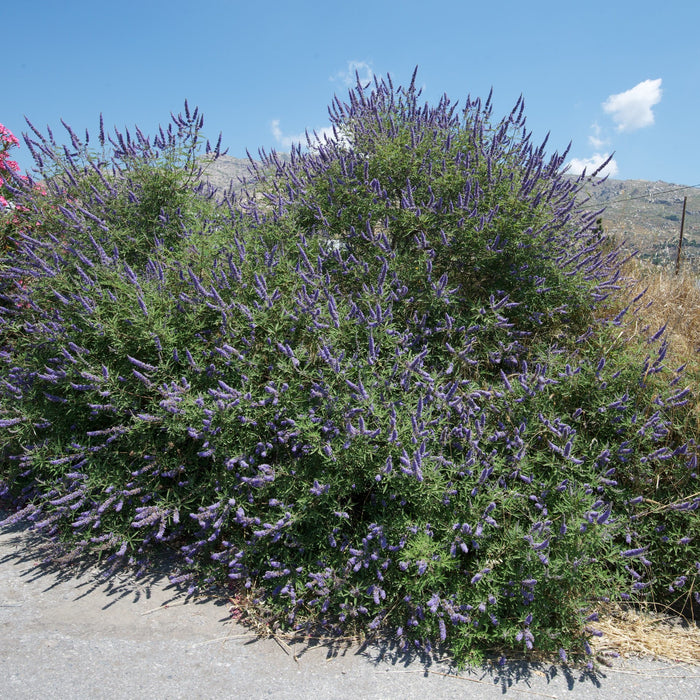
left=271, top=120, right=345, bottom=152
left=588, top=122, right=608, bottom=150
left=567, top=153, right=619, bottom=178
left=330, top=60, right=374, bottom=87
left=270, top=119, right=304, bottom=149
left=602, top=79, right=662, bottom=132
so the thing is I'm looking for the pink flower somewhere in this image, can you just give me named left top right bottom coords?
left=0, top=124, right=20, bottom=147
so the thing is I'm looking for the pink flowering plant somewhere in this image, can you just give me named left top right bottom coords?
left=0, top=77, right=698, bottom=667
left=1, top=123, right=49, bottom=232
left=0, top=123, right=22, bottom=222
left=0, top=123, right=50, bottom=311
left=1, top=123, right=27, bottom=300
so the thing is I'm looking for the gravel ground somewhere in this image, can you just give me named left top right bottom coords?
left=1, top=520, right=698, bottom=700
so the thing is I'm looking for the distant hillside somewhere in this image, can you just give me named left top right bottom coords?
left=197, top=156, right=700, bottom=271
left=198, top=155, right=258, bottom=195
left=198, top=153, right=291, bottom=197
left=579, top=178, right=700, bottom=270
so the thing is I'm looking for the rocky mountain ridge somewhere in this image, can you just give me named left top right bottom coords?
left=578, top=177, right=700, bottom=268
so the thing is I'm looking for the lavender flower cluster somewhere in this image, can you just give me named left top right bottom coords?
left=0, top=74, right=697, bottom=663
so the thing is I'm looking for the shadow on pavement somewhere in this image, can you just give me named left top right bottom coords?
left=2, top=510, right=697, bottom=699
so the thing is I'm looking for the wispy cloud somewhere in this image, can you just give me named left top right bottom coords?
left=270, top=119, right=306, bottom=149
left=588, top=122, right=608, bottom=150
left=567, top=153, right=619, bottom=178
left=602, top=79, right=662, bottom=132
left=270, top=119, right=340, bottom=151
left=270, top=59, right=373, bottom=150
left=330, top=60, right=374, bottom=87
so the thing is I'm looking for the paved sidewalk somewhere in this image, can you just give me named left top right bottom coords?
left=1, top=520, right=698, bottom=699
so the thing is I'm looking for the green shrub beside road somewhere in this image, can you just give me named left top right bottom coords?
left=1, top=76, right=698, bottom=666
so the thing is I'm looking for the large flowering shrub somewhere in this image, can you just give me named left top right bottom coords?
left=1, top=76, right=698, bottom=665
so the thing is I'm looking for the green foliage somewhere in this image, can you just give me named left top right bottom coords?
left=1, top=84, right=698, bottom=668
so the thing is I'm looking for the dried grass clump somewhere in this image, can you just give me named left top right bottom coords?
left=622, top=258, right=700, bottom=365
left=593, top=603, right=700, bottom=665
left=592, top=255, right=700, bottom=666
left=601, top=255, right=700, bottom=436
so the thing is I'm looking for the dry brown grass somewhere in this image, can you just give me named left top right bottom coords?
left=593, top=603, right=700, bottom=665
left=598, top=256, right=700, bottom=437
left=621, top=259, right=700, bottom=365
left=589, top=257, right=700, bottom=666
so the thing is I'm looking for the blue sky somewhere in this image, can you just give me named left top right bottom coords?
left=3, top=0, right=699, bottom=185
